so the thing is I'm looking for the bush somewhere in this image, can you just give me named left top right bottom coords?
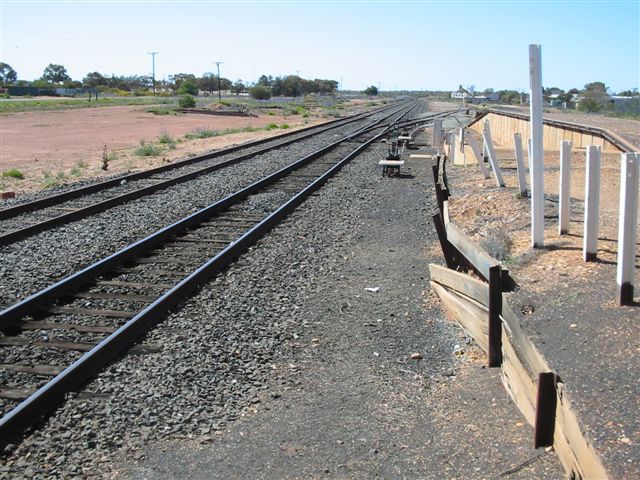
left=177, top=80, right=199, bottom=96
left=249, top=85, right=271, bottom=100
left=158, top=132, right=175, bottom=144
left=265, top=123, right=278, bottom=130
left=185, top=128, right=217, bottom=139
left=178, top=94, right=196, bottom=108
left=279, top=123, right=290, bottom=129
left=134, top=140, right=162, bottom=157
left=2, top=168, right=24, bottom=179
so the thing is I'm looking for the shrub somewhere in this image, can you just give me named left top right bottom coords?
left=178, top=94, right=196, bottom=108
left=279, top=124, right=290, bottom=129
left=265, top=123, right=278, bottom=130
left=249, top=85, right=271, bottom=100
left=158, top=132, right=175, bottom=145
left=177, top=80, right=199, bottom=96
left=480, top=230, right=513, bottom=262
left=2, top=168, right=24, bottom=179
left=134, top=140, right=162, bottom=157
left=185, top=128, right=217, bottom=139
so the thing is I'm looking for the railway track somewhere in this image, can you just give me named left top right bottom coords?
left=0, top=100, right=438, bottom=445
left=0, top=103, right=401, bottom=246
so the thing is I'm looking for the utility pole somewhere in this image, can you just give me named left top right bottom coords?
left=148, top=51, right=159, bottom=95
left=214, top=61, right=223, bottom=101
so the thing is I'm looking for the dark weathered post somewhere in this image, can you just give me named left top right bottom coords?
left=488, top=264, right=503, bottom=367
left=534, top=372, right=557, bottom=448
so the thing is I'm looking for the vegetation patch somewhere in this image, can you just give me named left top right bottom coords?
left=2, top=168, right=24, bottom=179
left=134, top=140, right=163, bottom=157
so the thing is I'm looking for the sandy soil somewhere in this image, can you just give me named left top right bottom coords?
left=0, top=105, right=327, bottom=195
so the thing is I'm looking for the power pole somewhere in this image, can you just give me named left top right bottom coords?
left=215, top=61, right=223, bottom=100
left=148, top=51, right=159, bottom=95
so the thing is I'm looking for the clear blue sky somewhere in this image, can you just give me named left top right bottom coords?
left=1, top=0, right=638, bottom=92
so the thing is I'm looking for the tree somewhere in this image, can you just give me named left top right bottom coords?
left=364, top=85, right=378, bottom=95
left=231, top=80, right=245, bottom=96
left=249, top=85, right=271, bottom=100
left=83, top=72, right=107, bottom=88
left=579, top=81, right=609, bottom=112
left=0, top=62, right=17, bottom=85
left=177, top=80, right=199, bottom=95
left=42, top=63, right=71, bottom=83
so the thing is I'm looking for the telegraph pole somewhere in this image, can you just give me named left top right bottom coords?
left=148, top=51, right=159, bottom=95
left=214, top=61, right=223, bottom=100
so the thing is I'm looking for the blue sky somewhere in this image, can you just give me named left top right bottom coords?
left=1, top=0, right=638, bottom=92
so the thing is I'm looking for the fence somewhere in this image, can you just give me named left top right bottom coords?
left=428, top=157, right=608, bottom=478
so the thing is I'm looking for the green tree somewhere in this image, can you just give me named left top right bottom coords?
left=83, top=71, right=107, bottom=88
left=249, top=85, right=271, bottom=100
left=231, top=80, right=245, bottom=96
left=364, top=85, right=378, bottom=95
left=579, top=82, right=609, bottom=112
left=0, top=62, right=17, bottom=85
left=177, top=80, right=199, bottom=95
left=42, top=63, right=71, bottom=83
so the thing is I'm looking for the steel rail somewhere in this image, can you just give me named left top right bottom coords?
left=0, top=101, right=414, bottom=443
left=0, top=105, right=402, bottom=246
left=0, top=103, right=398, bottom=221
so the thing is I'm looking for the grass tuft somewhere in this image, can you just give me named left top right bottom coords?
left=2, top=169, right=24, bottom=179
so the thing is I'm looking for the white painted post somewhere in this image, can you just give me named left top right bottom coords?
left=513, top=133, right=528, bottom=197
left=450, top=129, right=457, bottom=163
left=583, top=145, right=601, bottom=261
left=616, top=153, right=639, bottom=305
left=558, top=140, right=572, bottom=234
left=529, top=44, right=545, bottom=248
left=482, top=120, right=505, bottom=187
left=433, top=119, right=443, bottom=147
left=466, top=131, right=491, bottom=179
left=527, top=137, right=532, bottom=174
left=458, top=127, right=466, bottom=165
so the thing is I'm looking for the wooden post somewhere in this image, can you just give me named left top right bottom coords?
left=616, top=153, right=639, bottom=305
left=482, top=120, right=505, bottom=187
left=465, top=132, right=491, bottom=179
left=558, top=140, right=572, bottom=235
left=529, top=44, right=545, bottom=248
left=583, top=145, right=601, bottom=262
left=534, top=372, right=557, bottom=448
left=432, top=213, right=456, bottom=270
left=488, top=265, right=503, bottom=367
left=449, top=130, right=457, bottom=164
left=433, top=118, right=443, bottom=147
left=514, top=133, right=528, bottom=197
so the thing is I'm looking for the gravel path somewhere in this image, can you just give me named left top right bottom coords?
left=1, top=126, right=563, bottom=478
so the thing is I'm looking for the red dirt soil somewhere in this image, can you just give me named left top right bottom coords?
left=0, top=105, right=323, bottom=194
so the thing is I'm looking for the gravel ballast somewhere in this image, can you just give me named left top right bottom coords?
left=1, top=123, right=563, bottom=478
left=0, top=115, right=386, bottom=305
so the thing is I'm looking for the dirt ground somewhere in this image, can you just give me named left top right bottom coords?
left=0, top=105, right=330, bottom=195
left=439, top=142, right=639, bottom=476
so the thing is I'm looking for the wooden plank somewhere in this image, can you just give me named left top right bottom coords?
left=135, top=257, right=196, bottom=265
left=21, top=321, right=117, bottom=334
left=500, top=302, right=549, bottom=376
left=428, top=264, right=489, bottom=306
left=74, top=292, right=157, bottom=302
left=0, top=336, right=160, bottom=354
left=97, top=280, right=174, bottom=289
left=442, top=200, right=450, bottom=226
left=554, top=382, right=609, bottom=478
left=0, top=388, right=37, bottom=400
left=431, top=282, right=489, bottom=352
left=0, top=363, right=63, bottom=376
left=49, top=306, right=136, bottom=318
left=445, top=222, right=498, bottom=281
